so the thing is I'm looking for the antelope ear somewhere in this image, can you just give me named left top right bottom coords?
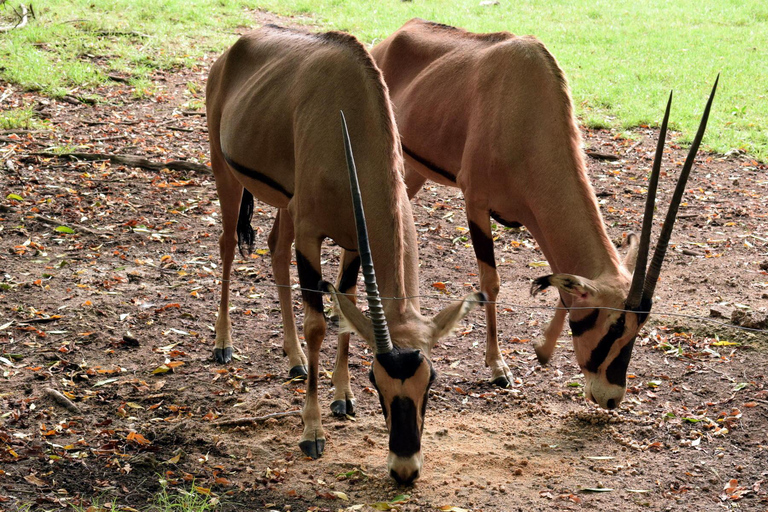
left=531, top=274, right=598, bottom=300
left=431, top=292, right=484, bottom=340
left=622, top=233, right=640, bottom=272
left=320, top=281, right=373, bottom=344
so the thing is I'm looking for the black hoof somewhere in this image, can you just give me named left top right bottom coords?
left=330, top=399, right=356, bottom=417
left=536, top=353, right=551, bottom=366
left=491, top=375, right=511, bottom=388
left=213, top=347, right=233, bottom=364
left=289, top=365, right=308, bottom=380
left=299, top=438, right=325, bottom=459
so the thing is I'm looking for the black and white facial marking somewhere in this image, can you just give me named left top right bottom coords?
left=574, top=310, right=642, bottom=410
left=369, top=346, right=436, bottom=485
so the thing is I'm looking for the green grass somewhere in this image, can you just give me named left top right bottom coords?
left=0, top=0, right=256, bottom=97
left=254, top=0, right=768, bottom=160
left=1, top=0, right=766, bottom=159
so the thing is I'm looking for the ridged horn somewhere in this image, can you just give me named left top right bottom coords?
left=340, top=111, right=393, bottom=354
left=625, top=91, right=672, bottom=310
left=642, top=75, right=719, bottom=302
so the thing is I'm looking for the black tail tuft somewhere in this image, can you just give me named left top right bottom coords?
left=236, top=189, right=255, bottom=257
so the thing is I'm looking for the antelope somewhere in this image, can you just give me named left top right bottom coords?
left=206, top=24, right=481, bottom=484
left=371, top=19, right=717, bottom=408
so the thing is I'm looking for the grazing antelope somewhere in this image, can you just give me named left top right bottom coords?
left=371, top=19, right=717, bottom=408
left=206, top=24, right=481, bottom=484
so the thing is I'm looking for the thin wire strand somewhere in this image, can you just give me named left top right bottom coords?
left=220, top=279, right=768, bottom=335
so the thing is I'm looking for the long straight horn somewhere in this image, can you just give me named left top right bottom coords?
left=643, top=76, right=719, bottom=301
left=340, top=111, right=393, bottom=354
left=625, top=91, right=672, bottom=310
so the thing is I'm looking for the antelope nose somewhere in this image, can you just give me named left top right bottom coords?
left=606, top=398, right=617, bottom=410
left=390, top=467, right=419, bottom=486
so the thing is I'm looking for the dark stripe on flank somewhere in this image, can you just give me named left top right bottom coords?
left=224, top=154, right=293, bottom=199
left=468, top=220, right=496, bottom=269
left=338, top=255, right=361, bottom=293
left=490, top=210, right=523, bottom=229
left=401, top=144, right=456, bottom=183
left=585, top=313, right=626, bottom=373
left=389, top=396, right=420, bottom=458
left=295, top=251, right=323, bottom=313
left=605, top=337, right=634, bottom=387
left=568, top=309, right=599, bottom=337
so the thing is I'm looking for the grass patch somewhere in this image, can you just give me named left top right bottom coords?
left=0, top=105, right=49, bottom=130
left=253, top=0, right=768, bottom=160
left=1, top=1, right=765, bottom=159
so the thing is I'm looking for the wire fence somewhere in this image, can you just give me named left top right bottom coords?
left=226, top=279, right=768, bottom=335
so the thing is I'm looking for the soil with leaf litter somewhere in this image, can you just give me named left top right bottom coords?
left=2, top=13, right=768, bottom=512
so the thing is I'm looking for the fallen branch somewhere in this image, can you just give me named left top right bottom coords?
left=586, top=151, right=620, bottom=161
left=45, top=387, right=81, bottom=414
left=213, top=410, right=301, bottom=427
left=31, top=151, right=211, bottom=174
left=0, top=3, right=29, bottom=32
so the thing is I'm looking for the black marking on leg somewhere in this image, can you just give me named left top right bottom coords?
left=389, top=396, right=420, bottom=458
left=605, top=337, right=635, bottom=387
left=568, top=308, right=599, bottom=337
left=490, top=210, right=523, bottom=229
left=224, top=153, right=293, bottom=199
left=585, top=314, right=626, bottom=373
left=213, top=347, right=233, bottom=364
left=337, top=255, right=361, bottom=294
left=299, top=438, right=325, bottom=459
left=296, top=250, right=323, bottom=313
left=401, top=144, right=456, bottom=183
left=468, top=220, right=496, bottom=269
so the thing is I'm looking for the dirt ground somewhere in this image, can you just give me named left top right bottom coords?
left=2, top=11, right=768, bottom=512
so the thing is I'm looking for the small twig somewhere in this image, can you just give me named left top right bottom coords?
left=586, top=151, right=620, bottom=161
left=181, top=111, right=206, bottom=117
left=0, top=3, right=28, bottom=32
left=45, top=387, right=81, bottom=414
left=167, top=126, right=194, bottom=133
left=33, top=214, right=99, bottom=235
left=213, top=410, right=301, bottom=427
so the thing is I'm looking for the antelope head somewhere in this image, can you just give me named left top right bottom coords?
left=532, top=77, right=718, bottom=410
left=322, top=112, right=481, bottom=484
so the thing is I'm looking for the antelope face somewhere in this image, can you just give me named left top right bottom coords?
left=533, top=273, right=643, bottom=409
left=568, top=304, right=646, bottom=409
left=369, top=347, right=435, bottom=485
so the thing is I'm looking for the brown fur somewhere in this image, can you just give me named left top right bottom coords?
left=371, top=18, right=629, bottom=392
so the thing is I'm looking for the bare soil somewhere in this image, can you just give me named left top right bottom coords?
left=1, top=11, right=767, bottom=512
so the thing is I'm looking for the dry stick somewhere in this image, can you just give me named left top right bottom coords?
left=0, top=4, right=28, bottom=32
left=44, top=388, right=81, bottom=414
left=33, top=214, right=99, bottom=235
left=213, top=410, right=301, bottom=427
left=31, top=152, right=211, bottom=174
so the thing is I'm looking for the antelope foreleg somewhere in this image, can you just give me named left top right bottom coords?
left=467, top=210, right=512, bottom=387
left=330, top=250, right=360, bottom=417
left=295, top=242, right=327, bottom=459
left=268, top=209, right=308, bottom=379
left=534, top=301, right=567, bottom=365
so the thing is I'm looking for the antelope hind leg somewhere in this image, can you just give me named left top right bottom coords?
left=268, top=209, right=308, bottom=379
left=330, top=250, right=360, bottom=417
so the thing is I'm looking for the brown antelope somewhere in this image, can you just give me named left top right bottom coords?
left=206, top=24, right=481, bottom=484
left=371, top=19, right=717, bottom=409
